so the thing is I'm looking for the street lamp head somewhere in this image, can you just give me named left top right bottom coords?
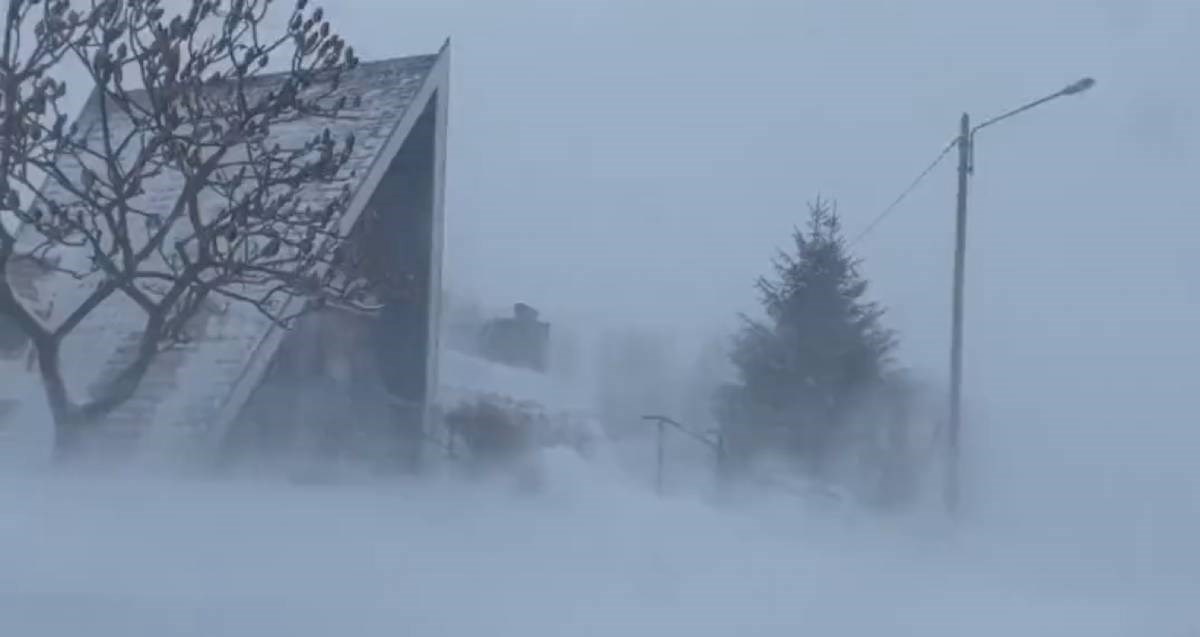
left=1061, top=77, right=1096, bottom=96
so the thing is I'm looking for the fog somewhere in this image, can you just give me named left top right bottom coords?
left=3, top=452, right=1189, bottom=637
left=357, top=0, right=1200, bottom=571
left=4, top=0, right=1200, bottom=634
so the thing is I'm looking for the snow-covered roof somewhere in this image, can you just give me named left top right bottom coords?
left=439, top=350, right=594, bottom=415
left=8, top=49, right=445, bottom=451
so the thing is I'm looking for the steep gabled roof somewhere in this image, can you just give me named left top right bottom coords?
left=9, top=47, right=448, bottom=454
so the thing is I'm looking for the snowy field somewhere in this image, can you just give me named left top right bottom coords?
left=1, top=446, right=1196, bottom=637
left=2, top=354, right=1198, bottom=636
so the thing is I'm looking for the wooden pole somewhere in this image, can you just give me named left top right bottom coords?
left=946, top=112, right=971, bottom=514
left=655, top=418, right=665, bottom=496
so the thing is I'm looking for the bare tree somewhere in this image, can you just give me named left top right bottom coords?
left=0, top=0, right=375, bottom=456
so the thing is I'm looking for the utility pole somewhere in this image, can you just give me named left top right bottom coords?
left=945, top=113, right=971, bottom=513
left=941, top=77, right=1095, bottom=515
left=655, top=417, right=665, bottom=496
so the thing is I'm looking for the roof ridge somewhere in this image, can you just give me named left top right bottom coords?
left=79, top=51, right=441, bottom=107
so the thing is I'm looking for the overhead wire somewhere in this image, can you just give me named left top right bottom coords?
left=848, top=136, right=959, bottom=246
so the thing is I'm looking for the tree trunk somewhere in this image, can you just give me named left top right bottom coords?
left=33, top=337, right=88, bottom=461
left=51, top=414, right=86, bottom=461
left=43, top=379, right=88, bottom=461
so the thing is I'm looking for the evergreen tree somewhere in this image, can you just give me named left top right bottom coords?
left=718, top=198, right=897, bottom=473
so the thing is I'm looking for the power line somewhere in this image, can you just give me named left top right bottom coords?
left=849, top=137, right=958, bottom=246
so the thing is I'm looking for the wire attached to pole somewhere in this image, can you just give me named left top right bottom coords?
left=849, top=137, right=958, bottom=246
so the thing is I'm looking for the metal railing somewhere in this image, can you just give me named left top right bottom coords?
left=641, top=413, right=845, bottom=505
left=641, top=414, right=725, bottom=495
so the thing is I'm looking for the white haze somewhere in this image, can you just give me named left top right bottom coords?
left=3, top=0, right=1199, bottom=634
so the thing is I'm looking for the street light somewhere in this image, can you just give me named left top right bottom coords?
left=944, top=77, right=1096, bottom=515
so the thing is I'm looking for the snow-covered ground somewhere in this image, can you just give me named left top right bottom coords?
left=2, top=352, right=1198, bottom=636
left=1, top=447, right=1194, bottom=637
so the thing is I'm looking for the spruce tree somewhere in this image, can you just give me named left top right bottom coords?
left=720, top=198, right=897, bottom=472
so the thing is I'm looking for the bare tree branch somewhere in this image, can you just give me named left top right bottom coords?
left=1, top=0, right=368, bottom=439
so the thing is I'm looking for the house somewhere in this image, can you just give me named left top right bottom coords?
left=479, top=303, right=551, bottom=372
left=1, top=43, right=450, bottom=467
